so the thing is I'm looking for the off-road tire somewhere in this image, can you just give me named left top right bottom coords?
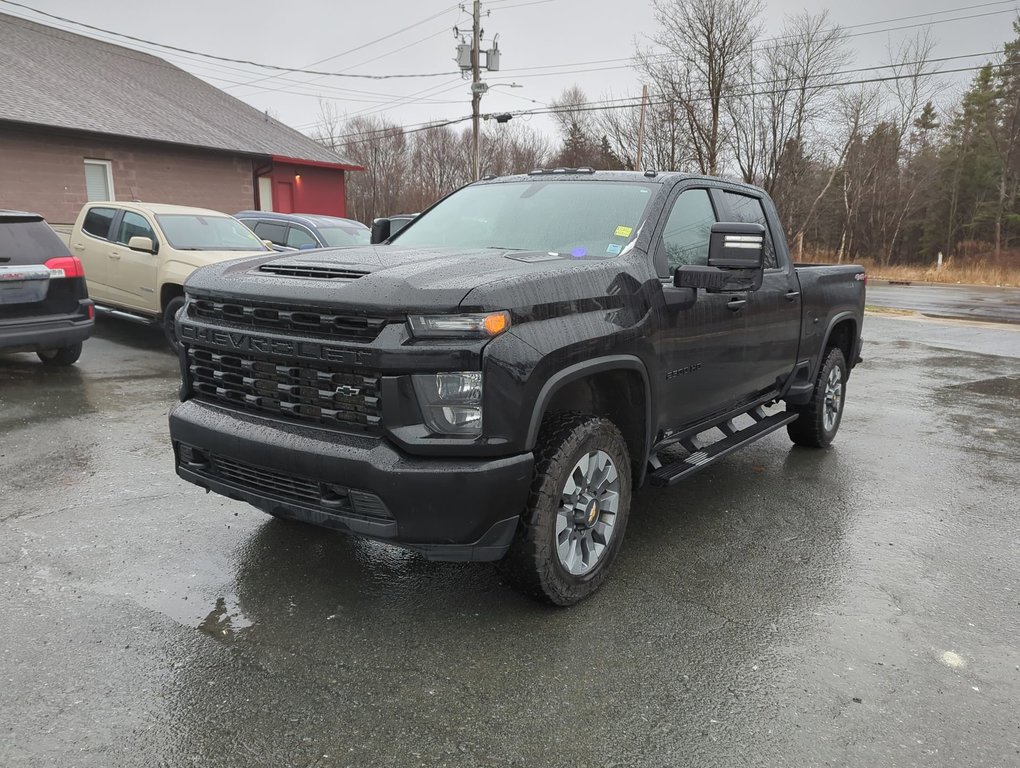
left=37, top=343, right=82, bottom=367
left=787, top=347, right=847, bottom=448
left=163, top=296, right=186, bottom=353
left=498, top=412, right=632, bottom=606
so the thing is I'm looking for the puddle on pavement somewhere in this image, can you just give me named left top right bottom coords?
left=197, top=594, right=253, bottom=643
left=943, top=375, right=1020, bottom=399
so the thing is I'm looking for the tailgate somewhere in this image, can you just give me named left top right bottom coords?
left=0, top=264, right=50, bottom=305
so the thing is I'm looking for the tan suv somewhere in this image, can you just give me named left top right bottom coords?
left=68, top=202, right=269, bottom=350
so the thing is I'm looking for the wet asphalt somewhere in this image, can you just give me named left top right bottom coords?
left=866, top=281, right=1020, bottom=325
left=1, top=314, right=1018, bottom=768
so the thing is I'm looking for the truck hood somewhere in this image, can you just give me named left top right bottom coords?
left=169, top=248, right=270, bottom=269
left=184, top=245, right=647, bottom=315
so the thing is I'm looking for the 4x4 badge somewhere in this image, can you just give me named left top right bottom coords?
left=335, top=385, right=362, bottom=398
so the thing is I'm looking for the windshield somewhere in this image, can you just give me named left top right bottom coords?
left=319, top=225, right=370, bottom=247
left=392, top=180, right=654, bottom=257
left=155, top=214, right=267, bottom=251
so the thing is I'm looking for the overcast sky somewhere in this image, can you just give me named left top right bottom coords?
left=3, top=0, right=1016, bottom=139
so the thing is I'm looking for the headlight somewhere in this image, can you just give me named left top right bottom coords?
left=412, top=372, right=483, bottom=436
left=408, top=311, right=510, bottom=339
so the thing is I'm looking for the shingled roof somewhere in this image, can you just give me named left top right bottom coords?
left=0, top=12, right=359, bottom=169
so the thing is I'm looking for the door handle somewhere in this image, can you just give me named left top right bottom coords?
left=109, top=252, right=121, bottom=260
left=72, top=244, right=85, bottom=251
left=727, top=298, right=747, bottom=311
left=785, top=290, right=801, bottom=301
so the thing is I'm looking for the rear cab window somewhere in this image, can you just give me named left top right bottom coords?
left=82, top=207, right=117, bottom=240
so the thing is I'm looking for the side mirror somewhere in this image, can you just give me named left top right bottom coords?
left=261, top=239, right=274, bottom=248
left=674, top=223, right=766, bottom=293
left=128, top=236, right=156, bottom=254
left=370, top=218, right=392, bottom=244
left=708, top=222, right=765, bottom=269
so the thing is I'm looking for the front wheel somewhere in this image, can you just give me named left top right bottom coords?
left=498, top=413, right=632, bottom=606
left=162, top=296, right=186, bottom=354
left=37, top=343, right=82, bottom=367
left=787, top=347, right=848, bottom=448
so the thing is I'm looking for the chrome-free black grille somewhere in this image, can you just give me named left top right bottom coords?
left=212, top=454, right=322, bottom=504
left=187, top=346, right=382, bottom=432
left=201, top=454, right=392, bottom=520
left=187, top=298, right=386, bottom=342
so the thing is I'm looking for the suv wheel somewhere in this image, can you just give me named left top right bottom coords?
left=163, top=296, right=186, bottom=353
left=499, top=413, right=632, bottom=606
left=37, top=343, right=82, bottom=367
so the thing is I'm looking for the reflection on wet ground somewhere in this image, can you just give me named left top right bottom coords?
left=1, top=316, right=1018, bottom=767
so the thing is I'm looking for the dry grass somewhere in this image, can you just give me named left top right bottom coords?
left=798, top=246, right=1020, bottom=287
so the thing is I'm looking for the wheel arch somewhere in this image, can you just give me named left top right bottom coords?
left=159, top=283, right=185, bottom=314
left=822, top=313, right=858, bottom=368
left=526, top=355, right=652, bottom=481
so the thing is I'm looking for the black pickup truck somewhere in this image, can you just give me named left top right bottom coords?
left=169, top=170, right=864, bottom=605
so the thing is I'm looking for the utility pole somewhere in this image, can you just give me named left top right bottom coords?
left=635, top=83, right=649, bottom=170
left=471, top=0, right=482, bottom=180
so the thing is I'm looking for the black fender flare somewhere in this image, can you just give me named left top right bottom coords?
left=525, top=354, right=654, bottom=462
left=820, top=311, right=859, bottom=368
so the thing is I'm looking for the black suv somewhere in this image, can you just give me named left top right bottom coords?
left=0, top=211, right=94, bottom=365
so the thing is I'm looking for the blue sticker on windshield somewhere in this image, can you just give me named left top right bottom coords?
left=571, top=247, right=587, bottom=258
left=606, top=243, right=622, bottom=254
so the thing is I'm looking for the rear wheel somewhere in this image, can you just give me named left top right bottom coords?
left=162, top=295, right=186, bottom=353
left=787, top=347, right=847, bottom=448
left=37, top=343, right=82, bottom=367
left=499, top=413, right=632, bottom=606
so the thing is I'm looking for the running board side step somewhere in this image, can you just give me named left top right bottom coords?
left=648, top=411, right=798, bottom=487
left=93, top=304, right=156, bottom=325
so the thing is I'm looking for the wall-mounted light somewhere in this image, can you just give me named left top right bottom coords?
left=295, top=174, right=302, bottom=182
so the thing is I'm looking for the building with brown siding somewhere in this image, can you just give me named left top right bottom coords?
left=0, top=12, right=361, bottom=225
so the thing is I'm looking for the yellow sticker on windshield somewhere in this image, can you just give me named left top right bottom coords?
left=614, top=225, right=633, bottom=237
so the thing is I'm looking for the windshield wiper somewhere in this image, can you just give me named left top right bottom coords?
left=486, top=245, right=525, bottom=251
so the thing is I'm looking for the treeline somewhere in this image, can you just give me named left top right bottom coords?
left=315, top=0, right=1020, bottom=267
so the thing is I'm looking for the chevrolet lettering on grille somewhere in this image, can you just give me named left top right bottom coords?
left=179, top=323, right=373, bottom=366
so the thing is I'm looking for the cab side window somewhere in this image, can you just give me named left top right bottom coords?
left=286, top=226, right=317, bottom=249
left=82, top=207, right=116, bottom=240
left=115, top=211, right=156, bottom=246
left=660, top=189, right=716, bottom=273
left=721, top=192, right=777, bottom=268
left=253, top=221, right=287, bottom=247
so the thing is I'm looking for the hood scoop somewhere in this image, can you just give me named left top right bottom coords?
left=258, top=262, right=369, bottom=280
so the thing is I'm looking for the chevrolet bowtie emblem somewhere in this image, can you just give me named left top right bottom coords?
left=335, top=385, right=362, bottom=398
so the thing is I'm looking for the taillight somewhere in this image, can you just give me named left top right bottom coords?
left=44, top=256, right=85, bottom=279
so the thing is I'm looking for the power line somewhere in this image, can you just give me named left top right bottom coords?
left=0, top=0, right=459, bottom=79
left=222, top=4, right=464, bottom=92
left=332, top=56, right=1018, bottom=141
left=492, top=1, right=1019, bottom=80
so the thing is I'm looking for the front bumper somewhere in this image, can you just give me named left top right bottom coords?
left=169, top=399, right=534, bottom=561
left=0, top=300, right=94, bottom=353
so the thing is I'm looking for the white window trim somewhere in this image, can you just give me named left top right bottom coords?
left=84, top=159, right=115, bottom=202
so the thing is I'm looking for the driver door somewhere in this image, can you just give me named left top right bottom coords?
left=654, top=187, right=750, bottom=431
left=107, top=210, right=160, bottom=313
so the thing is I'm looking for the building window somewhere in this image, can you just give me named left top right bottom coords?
left=84, top=159, right=114, bottom=202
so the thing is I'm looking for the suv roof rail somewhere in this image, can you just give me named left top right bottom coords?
left=528, top=167, right=597, bottom=176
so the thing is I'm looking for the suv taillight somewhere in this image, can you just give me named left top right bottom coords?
left=44, top=256, right=85, bottom=278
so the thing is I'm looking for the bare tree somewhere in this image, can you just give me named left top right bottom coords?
left=730, top=11, right=849, bottom=196
left=637, top=0, right=764, bottom=175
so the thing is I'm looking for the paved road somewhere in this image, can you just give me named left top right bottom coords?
left=1, top=316, right=1019, bottom=767
left=866, top=281, right=1020, bottom=324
